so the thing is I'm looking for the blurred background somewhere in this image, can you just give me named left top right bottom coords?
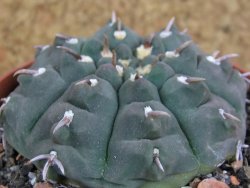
left=0, top=0, right=249, bottom=76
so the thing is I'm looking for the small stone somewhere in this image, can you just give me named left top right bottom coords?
left=4, top=146, right=14, bottom=158
left=9, top=165, right=19, bottom=172
left=21, top=164, right=33, bottom=176
left=0, top=144, right=3, bottom=153
left=231, top=160, right=243, bottom=172
left=243, top=166, right=250, bottom=178
left=189, top=177, right=201, bottom=188
left=197, top=178, right=229, bottom=188
left=205, top=173, right=213, bottom=178
left=28, top=172, right=37, bottom=186
left=14, top=177, right=26, bottom=187
left=3, top=172, right=11, bottom=179
left=230, top=175, right=240, bottom=186
left=34, top=182, right=53, bottom=188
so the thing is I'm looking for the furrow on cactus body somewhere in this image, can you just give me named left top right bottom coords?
left=160, top=75, right=244, bottom=171
left=104, top=101, right=199, bottom=185
left=27, top=76, right=118, bottom=178
left=0, top=14, right=247, bottom=188
left=2, top=67, right=67, bottom=157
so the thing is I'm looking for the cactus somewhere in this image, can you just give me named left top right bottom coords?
left=0, top=13, right=248, bottom=188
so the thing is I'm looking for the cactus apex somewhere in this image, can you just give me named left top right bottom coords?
left=118, top=59, right=131, bottom=68
left=136, top=44, right=153, bottom=60
left=137, top=64, right=152, bottom=75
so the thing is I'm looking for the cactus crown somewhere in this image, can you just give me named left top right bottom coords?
left=0, top=13, right=248, bottom=188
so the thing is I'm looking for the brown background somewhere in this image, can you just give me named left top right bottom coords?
left=0, top=0, right=249, bottom=76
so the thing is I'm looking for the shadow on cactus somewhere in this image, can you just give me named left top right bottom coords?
left=0, top=12, right=248, bottom=188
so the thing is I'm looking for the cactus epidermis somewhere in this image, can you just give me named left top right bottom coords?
left=0, top=13, right=248, bottom=188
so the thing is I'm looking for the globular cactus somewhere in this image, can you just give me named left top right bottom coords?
left=0, top=13, right=248, bottom=188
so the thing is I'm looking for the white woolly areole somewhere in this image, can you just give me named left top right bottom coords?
left=144, top=106, right=153, bottom=118
left=118, top=59, right=131, bottom=68
left=115, top=65, right=124, bottom=77
left=136, top=45, right=152, bottom=60
left=101, top=50, right=113, bottom=58
left=206, top=56, right=220, bottom=65
left=177, top=76, right=189, bottom=85
left=50, top=151, right=57, bottom=157
left=165, top=51, right=179, bottom=58
left=129, top=74, right=142, bottom=82
left=66, top=38, right=78, bottom=44
left=34, top=68, right=46, bottom=77
left=64, top=110, right=74, bottom=126
left=89, top=79, right=98, bottom=87
left=159, top=31, right=172, bottom=38
left=129, top=73, right=136, bottom=82
left=79, top=55, right=94, bottom=63
left=114, top=30, right=127, bottom=40
left=3, top=96, right=11, bottom=104
left=0, top=96, right=11, bottom=113
left=219, top=108, right=226, bottom=119
left=153, top=148, right=160, bottom=155
left=42, top=45, right=50, bottom=51
left=136, top=64, right=152, bottom=75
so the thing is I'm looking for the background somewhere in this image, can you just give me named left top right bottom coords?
left=0, top=0, right=249, bottom=76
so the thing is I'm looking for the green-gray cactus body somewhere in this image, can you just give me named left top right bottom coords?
left=0, top=17, right=247, bottom=188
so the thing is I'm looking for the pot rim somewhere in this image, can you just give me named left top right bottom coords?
left=0, top=61, right=33, bottom=99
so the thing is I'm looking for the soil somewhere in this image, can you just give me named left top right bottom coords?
left=0, top=91, right=250, bottom=188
